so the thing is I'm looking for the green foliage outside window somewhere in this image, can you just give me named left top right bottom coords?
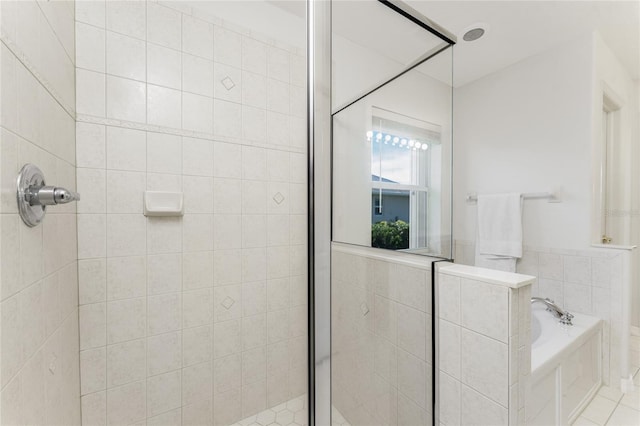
left=371, top=220, right=409, bottom=250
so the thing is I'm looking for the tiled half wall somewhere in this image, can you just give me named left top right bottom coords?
left=437, top=264, right=533, bottom=426
left=331, top=242, right=436, bottom=426
left=455, top=240, right=628, bottom=388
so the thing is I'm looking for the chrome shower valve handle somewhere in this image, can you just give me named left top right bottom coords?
left=27, top=185, right=81, bottom=206
left=16, top=163, right=81, bottom=227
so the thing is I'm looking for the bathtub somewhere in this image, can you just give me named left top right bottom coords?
left=527, top=304, right=603, bottom=425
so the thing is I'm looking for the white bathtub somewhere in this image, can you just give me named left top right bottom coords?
left=527, top=304, right=603, bottom=425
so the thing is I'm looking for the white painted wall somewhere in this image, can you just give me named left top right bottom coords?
left=453, top=31, right=640, bottom=388
left=453, top=34, right=594, bottom=250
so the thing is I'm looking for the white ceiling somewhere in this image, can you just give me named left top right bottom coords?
left=409, top=0, right=640, bottom=87
left=185, top=0, right=639, bottom=87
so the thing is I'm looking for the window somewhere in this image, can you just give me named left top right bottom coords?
left=369, top=107, right=441, bottom=250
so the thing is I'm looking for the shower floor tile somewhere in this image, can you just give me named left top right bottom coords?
left=229, top=397, right=351, bottom=426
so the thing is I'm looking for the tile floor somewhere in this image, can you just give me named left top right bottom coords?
left=572, top=335, right=640, bottom=425
left=229, top=397, right=353, bottom=426
left=230, top=397, right=307, bottom=426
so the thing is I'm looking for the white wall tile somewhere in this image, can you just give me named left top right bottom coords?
left=149, top=408, right=182, bottom=426
left=438, top=273, right=461, bottom=323
left=77, top=69, right=106, bottom=117
left=439, top=319, right=461, bottom=380
left=76, top=23, right=106, bottom=72
left=214, top=62, right=241, bottom=103
left=77, top=214, right=106, bottom=259
left=213, top=320, right=241, bottom=359
left=214, top=353, right=241, bottom=395
left=183, top=289, right=213, bottom=328
left=77, top=123, right=106, bottom=168
left=106, top=256, right=146, bottom=300
left=147, top=370, right=182, bottom=416
left=147, top=293, right=182, bottom=335
left=183, top=325, right=212, bottom=367
left=146, top=3, right=181, bottom=50
left=106, top=170, right=145, bottom=213
left=266, top=111, right=289, bottom=147
left=105, top=1, right=146, bottom=40
left=563, top=255, right=591, bottom=285
left=243, top=106, right=267, bottom=142
left=147, top=254, right=182, bottom=295
left=80, top=302, right=107, bottom=350
left=76, top=0, right=106, bottom=28
left=182, top=137, right=214, bottom=176
left=77, top=168, right=106, bottom=213
left=106, top=76, right=146, bottom=122
left=460, top=279, right=509, bottom=342
left=147, top=132, right=182, bottom=174
left=106, top=298, right=146, bottom=344
left=106, top=214, right=146, bottom=257
left=183, top=251, right=214, bottom=290
left=398, top=305, right=426, bottom=361
left=147, top=84, right=181, bottom=128
left=183, top=54, right=214, bottom=97
left=146, top=217, right=182, bottom=254
left=242, top=71, right=266, bottom=108
left=107, top=339, right=146, bottom=388
left=182, top=15, right=213, bottom=59
left=106, top=381, right=146, bottom=426
left=147, top=44, right=181, bottom=90
left=147, top=331, right=182, bottom=376
left=213, top=99, right=242, bottom=138
left=461, top=329, right=509, bottom=406
left=1, top=296, right=21, bottom=388
left=213, top=141, right=242, bottom=178
left=397, top=350, right=427, bottom=409
left=214, top=285, right=242, bottom=323
left=182, top=361, right=213, bottom=405
left=182, top=93, right=213, bottom=133
left=183, top=215, right=214, bottom=252
left=106, top=31, right=145, bottom=81
left=214, top=26, right=241, bottom=67
left=147, top=370, right=182, bottom=417
left=267, top=79, right=289, bottom=114
left=242, top=37, right=267, bottom=75
left=79, top=259, right=107, bottom=305
left=267, top=47, right=290, bottom=83
left=461, top=385, right=508, bottom=426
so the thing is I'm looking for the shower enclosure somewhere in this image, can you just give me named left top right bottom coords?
left=1, top=1, right=308, bottom=425
left=0, top=0, right=454, bottom=425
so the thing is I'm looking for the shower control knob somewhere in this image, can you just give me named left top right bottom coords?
left=28, top=185, right=81, bottom=206
left=16, top=163, right=81, bottom=227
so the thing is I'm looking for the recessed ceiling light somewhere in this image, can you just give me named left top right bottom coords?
left=461, top=23, right=489, bottom=42
left=463, top=28, right=485, bottom=41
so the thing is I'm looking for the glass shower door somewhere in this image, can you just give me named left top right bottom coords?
left=329, top=2, right=454, bottom=425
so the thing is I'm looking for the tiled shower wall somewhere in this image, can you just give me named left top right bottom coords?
left=0, top=0, right=80, bottom=424
left=331, top=243, right=434, bottom=426
left=75, top=1, right=307, bottom=425
left=455, top=240, right=626, bottom=387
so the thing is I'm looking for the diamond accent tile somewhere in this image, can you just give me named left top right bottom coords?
left=273, top=192, right=285, bottom=204
left=360, top=302, right=369, bottom=316
left=221, top=76, right=236, bottom=91
left=222, top=296, right=235, bottom=310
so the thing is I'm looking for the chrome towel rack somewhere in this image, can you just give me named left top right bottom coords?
left=465, top=191, right=562, bottom=203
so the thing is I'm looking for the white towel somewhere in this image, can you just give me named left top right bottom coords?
left=474, top=193, right=523, bottom=272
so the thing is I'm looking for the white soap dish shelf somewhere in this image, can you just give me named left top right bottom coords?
left=143, top=191, right=184, bottom=217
